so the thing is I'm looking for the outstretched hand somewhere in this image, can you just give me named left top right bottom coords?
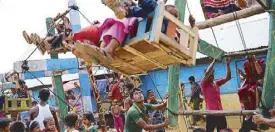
left=226, top=58, right=231, bottom=65
left=189, top=15, right=196, bottom=28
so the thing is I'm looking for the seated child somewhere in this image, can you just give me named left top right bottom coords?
left=0, top=118, right=11, bottom=132
left=103, top=0, right=167, bottom=19
left=65, top=113, right=79, bottom=132
left=26, top=120, right=41, bottom=132
left=42, top=117, right=58, bottom=132
left=23, top=16, right=72, bottom=54
left=67, top=17, right=137, bottom=64
left=83, top=112, right=98, bottom=132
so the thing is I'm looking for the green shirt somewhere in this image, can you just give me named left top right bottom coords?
left=124, top=103, right=153, bottom=132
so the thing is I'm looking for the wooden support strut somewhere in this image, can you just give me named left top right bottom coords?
left=196, top=5, right=265, bottom=29
left=178, top=110, right=259, bottom=116
left=86, top=65, right=107, bottom=132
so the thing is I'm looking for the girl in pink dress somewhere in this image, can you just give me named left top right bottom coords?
left=71, top=17, right=137, bottom=64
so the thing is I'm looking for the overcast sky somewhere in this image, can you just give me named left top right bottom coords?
left=0, top=0, right=269, bottom=74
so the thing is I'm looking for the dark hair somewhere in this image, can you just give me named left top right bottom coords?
left=165, top=4, right=176, bottom=10
left=146, top=89, right=154, bottom=98
left=38, top=88, right=50, bottom=101
left=18, top=79, right=26, bottom=86
left=9, top=121, right=26, bottom=132
left=188, top=76, right=195, bottom=82
left=43, top=117, right=54, bottom=128
left=180, top=82, right=185, bottom=87
left=26, top=120, right=39, bottom=131
left=32, top=101, right=38, bottom=106
left=130, top=88, right=142, bottom=99
left=83, top=112, right=95, bottom=122
left=65, top=113, right=78, bottom=127
left=67, top=90, right=74, bottom=95
left=125, top=82, right=134, bottom=90
left=0, top=118, right=11, bottom=129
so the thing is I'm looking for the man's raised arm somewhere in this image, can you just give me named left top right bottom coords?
left=224, top=58, right=232, bottom=82
left=204, top=59, right=216, bottom=79
left=137, top=117, right=168, bottom=131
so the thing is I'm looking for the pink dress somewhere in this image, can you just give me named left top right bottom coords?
left=98, top=17, right=137, bottom=46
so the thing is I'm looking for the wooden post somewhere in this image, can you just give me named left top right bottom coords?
left=46, top=17, right=67, bottom=132
left=86, top=65, right=107, bottom=132
left=167, top=0, right=186, bottom=128
left=261, top=0, right=275, bottom=129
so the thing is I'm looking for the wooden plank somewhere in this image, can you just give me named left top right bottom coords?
left=113, top=56, right=146, bottom=73
left=198, top=39, right=225, bottom=61
left=166, top=21, right=177, bottom=39
left=178, top=110, right=259, bottom=116
left=123, top=46, right=167, bottom=69
left=179, top=30, right=189, bottom=49
left=149, top=2, right=165, bottom=43
left=163, top=11, right=195, bottom=37
left=160, top=33, right=191, bottom=59
left=196, top=5, right=265, bottom=29
left=137, top=18, right=148, bottom=36
left=187, top=27, right=199, bottom=66
left=123, top=33, right=149, bottom=46
left=149, top=42, right=187, bottom=64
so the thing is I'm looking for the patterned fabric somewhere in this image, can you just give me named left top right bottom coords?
left=147, top=102, right=165, bottom=132
left=203, top=0, right=235, bottom=8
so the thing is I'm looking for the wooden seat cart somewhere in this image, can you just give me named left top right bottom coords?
left=76, top=2, right=199, bottom=75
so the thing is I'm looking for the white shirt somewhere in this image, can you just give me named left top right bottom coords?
left=34, top=104, right=53, bottom=130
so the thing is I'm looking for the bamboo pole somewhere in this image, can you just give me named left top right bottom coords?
left=196, top=5, right=265, bottom=29
left=177, top=110, right=259, bottom=116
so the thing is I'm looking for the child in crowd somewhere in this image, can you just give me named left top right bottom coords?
left=111, top=99, right=126, bottom=132
left=9, top=121, right=26, bottom=132
left=65, top=113, right=79, bottom=132
left=83, top=112, right=98, bottom=132
left=0, top=118, right=11, bottom=132
left=104, top=0, right=167, bottom=19
left=42, top=117, right=58, bottom=132
left=26, top=120, right=41, bottom=132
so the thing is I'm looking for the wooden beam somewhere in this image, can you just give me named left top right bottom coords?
left=160, top=33, right=191, bottom=59
left=261, top=0, right=275, bottom=121
left=178, top=110, right=259, bottom=116
left=198, top=39, right=225, bottom=61
left=123, top=46, right=167, bottom=69
left=196, top=5, right=265, bottom=29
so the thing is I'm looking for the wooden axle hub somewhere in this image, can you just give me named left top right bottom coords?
left=75, top=2, right=199, bottom=75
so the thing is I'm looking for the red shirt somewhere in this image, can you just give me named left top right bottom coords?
left=201, top=78, right=226, bottom=110
left=109, top=83, right=122, bottom=101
